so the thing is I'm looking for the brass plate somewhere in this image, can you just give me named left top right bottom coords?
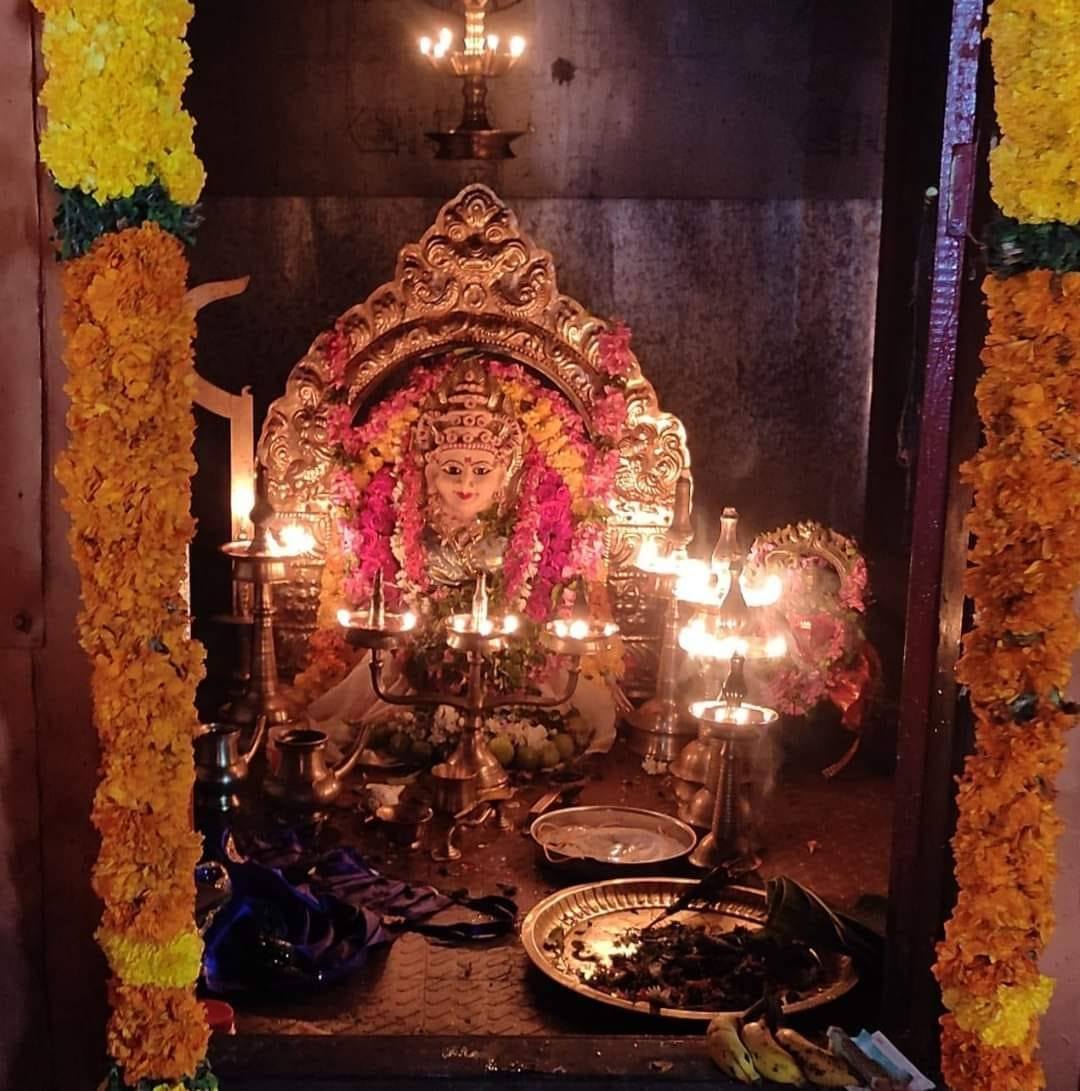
left=521, top=878, right=858, bottom=1021
left=530, top=806, right=697, bottom=868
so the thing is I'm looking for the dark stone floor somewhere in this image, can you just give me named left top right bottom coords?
left=208, top=735, right=892, bottom=1084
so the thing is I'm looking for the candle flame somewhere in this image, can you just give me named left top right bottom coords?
left=569, top=619, right=590, bottom=641
left=438, top=26, right=452, bottom=45
left=502, top=614, right=520, bottom=634
left=486, top=33, right=499, bottom=50
left=336, top=608, right=352, bottom=628
left=509, top=35, right=525, bottom=57
left=401, top=611, right=417, bottom=632
left=765, top=634, right=788, bottom=659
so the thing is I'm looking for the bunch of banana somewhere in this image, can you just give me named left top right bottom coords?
left=706, top=1014, right=857, bottom=1087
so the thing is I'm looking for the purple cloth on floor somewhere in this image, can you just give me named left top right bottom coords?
left=201, top=829, right=514, bottom=994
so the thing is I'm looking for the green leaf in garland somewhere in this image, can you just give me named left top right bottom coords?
left=53, top=182, right=203, bottom=260
left=986, top=213, right=1080, bottom=278
left=101, top=1061, right=219, bottom=1091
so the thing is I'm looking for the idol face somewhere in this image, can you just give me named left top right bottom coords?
left=426, top=448, right=507, bottom=524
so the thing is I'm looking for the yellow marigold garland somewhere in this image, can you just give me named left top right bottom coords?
left=34, top=0, right=205, bottom=205
left=987, top=0, right=1080, bottom=223
left=55, top=223, right=210, bottom=1085
left=933, top=270, right=1080, bottom=1090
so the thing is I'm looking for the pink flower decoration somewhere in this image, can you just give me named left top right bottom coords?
left=326, top=328, right=352, bottom=387
left=330, top=468, right=361, bottom=509
left=597, top=323, right=633, bottom=378
left=345, top=466, right=401, bottom=606
left=593, top=388, right=628, bottom=439
left=503, top=450, right=544, bottom=604
left=569, top=521, right=605, bottom=581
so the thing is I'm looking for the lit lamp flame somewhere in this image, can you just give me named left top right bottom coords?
left=231, top=476, right=255, bottom=540
left=675, top=559, right=717, bottom=604
left=278, top=524, right=315, bottom=556
left=569, top=619, right=590, bottom=641
left=765, top=634, right=788, bottom=659
left=502, top=613, right=520, bottom=635
left=336, top=608, right=352, bottom=628
left=678, top=615, right=711, bottom=657
left=742, top=572, right=783, bottom=607
left=419, top=35, right=432, bottom=54
left=636, top=538, right=684, bottom=576
left=263, top=524, right=316, bottom=557
left=678, top=616, right=749, bottom=662
left=509, top=34, right=525, bottom=57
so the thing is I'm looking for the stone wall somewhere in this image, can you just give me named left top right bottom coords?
left=186, top=0, right=891, bottom=540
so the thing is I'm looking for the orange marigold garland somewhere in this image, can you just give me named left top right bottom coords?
left=933, top=270, right=1080, bottom=1090
left=55, top=223, right=211, bottom=1087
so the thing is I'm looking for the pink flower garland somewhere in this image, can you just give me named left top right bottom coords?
left=326, top=327, right=352, bottom=387
left=341, top=466, right=400, bottom=606
left=526, top=468, right=575, bottom=621
left=597, top=322, right=634, bottom=378
left=593, top=388, right=629, bottom=439
left=395, top=440, right=430, bottom=594
left=503, top=449, right=545, bottom=606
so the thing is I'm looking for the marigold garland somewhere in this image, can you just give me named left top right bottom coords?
left=987, top=0, right=1080, bottom=223
left=55, top=223, right=211, bottom=1087
left=34, top=0, right=205, bottom=206
left=933, top=270, right=1080, bottom=1090
left=34, top=0, right=213, bottom=1083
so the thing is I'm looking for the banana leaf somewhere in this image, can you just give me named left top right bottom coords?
left=763, top=875, right=883, bottom=973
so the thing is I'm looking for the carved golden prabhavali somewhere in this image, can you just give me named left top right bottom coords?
left=258, top=184, right=691, bottom=690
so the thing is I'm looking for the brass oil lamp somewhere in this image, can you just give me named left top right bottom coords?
left=417, top=0, right=527, bottom=160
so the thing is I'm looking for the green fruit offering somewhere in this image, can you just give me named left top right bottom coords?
left=515, top=744, right=542, bottom=771
left=539, top=741, right=561, bottom=768
left=567, top=713, right=592, bottom=744
left=409, top=739, right=434, bottom=764
left=553, top=733, right=576, bottom=761
left=488, top=734, right=515, bottom=767
left=368, top=723, right=392, bottom=749
left=389, top=731, right=412, bottom=758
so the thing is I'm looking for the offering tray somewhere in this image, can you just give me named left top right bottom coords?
left=521, top=877, right=857, bottom=1021
left=530, top=806, right=696, bottom=868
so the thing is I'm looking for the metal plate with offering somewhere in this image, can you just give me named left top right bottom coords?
left=521, top=877, right=858, bottom=1021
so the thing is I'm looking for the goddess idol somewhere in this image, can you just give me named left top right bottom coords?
left=305, top=355, right=622, bottom=763
left=412, top=361, right=525, bottom=587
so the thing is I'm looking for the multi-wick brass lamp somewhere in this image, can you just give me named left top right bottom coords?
left=417, top=0, right=526, bottom=160
left=673, top=508, right=787, bottom=870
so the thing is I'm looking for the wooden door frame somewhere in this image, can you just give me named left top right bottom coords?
left=880, top=0, right=989, bottom=1070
